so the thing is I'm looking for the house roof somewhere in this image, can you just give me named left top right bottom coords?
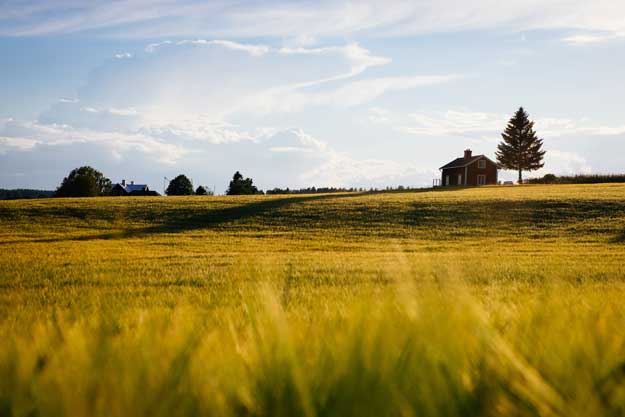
left=439, top=155, right=497, bottom=170
left=114, top=183, right=148, bottom=193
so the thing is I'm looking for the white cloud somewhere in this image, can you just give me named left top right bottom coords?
left=277, top=43, right=391, bottom=84
left=0, top=113, right=430, bottom=189
left=372, top=108, right=625, bottom=138
left=176, top=39, right=270, bottom=56
left=0, top=119, right=188, bottom=165
left=535, top=118, right=625, bottom=137
left=373, top=109, right=506, bottom=137
left=108, top=107, right=138, bottom=116
left=543, top=149, right=592, bottom=175
left=39, top=102, right=142, bottom=132
left=241, top=74, right=460, bottom=114
left=85, top=39, right=447, bottom=116
left=0, top=136, right=38, bottom=153
left=326, top=75, right=460, bottom=108
left=563, top=31, right=625, bottom=45
left=368, top=107, right=392, bottom=124
left=139, top=118, right=270, bottom=145
left=240, top=128, right=428, bottom=188
left=145, top=40, right=172, bottom=53
left=5, top=0, right=625, bottom=40
left=301, top=152, right=431, bottom=187
left=268, top=146, right=314, bottom=153
left=145, top=40, right=390, bottom=87
left=114, top=52, right=133, bottom=59
left=146, top=39, right=272, bottom=56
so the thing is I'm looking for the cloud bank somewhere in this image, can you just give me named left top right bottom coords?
left=0, top=40, right=445, bottom=190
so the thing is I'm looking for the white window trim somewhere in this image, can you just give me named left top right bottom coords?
left=477, top=174, right=486, bottom=185
left=478, top=159, right=486, bottom=169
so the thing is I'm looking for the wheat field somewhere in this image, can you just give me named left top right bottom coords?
left=1, top=184, right=625, bottom=417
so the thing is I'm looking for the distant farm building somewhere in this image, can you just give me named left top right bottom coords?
left=438, top=149, right=498, bottom=186
left=111, top=180, right=157, bottom=196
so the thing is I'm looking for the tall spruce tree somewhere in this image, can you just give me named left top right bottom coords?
left=496, top=107, right=546, bottom=183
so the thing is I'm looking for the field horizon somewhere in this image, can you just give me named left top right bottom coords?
left=2, top=183, right=625, bottom=417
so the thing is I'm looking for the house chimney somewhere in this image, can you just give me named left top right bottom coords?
left=464, top=149, right=472, bottom=159
left=121, top=179, right=126, bottom=186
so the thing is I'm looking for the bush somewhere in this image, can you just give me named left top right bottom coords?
left=542, top=174, right=558, bottom=184
left=195, top=186, right=215, bottom=196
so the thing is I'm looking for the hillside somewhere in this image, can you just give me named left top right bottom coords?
left=1, top=184, right=625, bottom=417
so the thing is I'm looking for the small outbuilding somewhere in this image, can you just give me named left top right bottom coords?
left=111, top=179, right=155, bottom=196
left=439, top=149, right=498, bottom=186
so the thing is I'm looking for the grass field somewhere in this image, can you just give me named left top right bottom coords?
left=2, top=184, right=625, bottom=417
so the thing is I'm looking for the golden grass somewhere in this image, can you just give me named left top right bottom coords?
left=1, top=184, right=625, bottom=416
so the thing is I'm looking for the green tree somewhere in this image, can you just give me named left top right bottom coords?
left=195, top=185, right=207, bottom=195
left=165, top=175, right=194, bottom=196
left=496, top=107, right=546, bottom=183
left=226, top=171, right=260, bottom=195
left=55, top=166, right=112, bottom=197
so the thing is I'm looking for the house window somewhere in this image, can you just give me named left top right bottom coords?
left=477, top=175, right=486, bottom=185
left=458, top=174, right=462, bottom=185
left=478, top=159, right=486, bottom=169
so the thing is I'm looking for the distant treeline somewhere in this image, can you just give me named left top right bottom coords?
left=528, top=174, right=625, bottom=185
left=265, top=185, right=422, bottom=195
left=266, top=187, right=365, bottom=195
left=0, top=189, right=54, bottom=200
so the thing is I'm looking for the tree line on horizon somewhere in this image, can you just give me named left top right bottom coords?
left=52, top=169, right=265, bottom=198
left=0, top=189, right=55, bottom=200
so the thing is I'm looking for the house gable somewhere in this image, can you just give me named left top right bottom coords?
left=439, top=155, right=497, bottom=171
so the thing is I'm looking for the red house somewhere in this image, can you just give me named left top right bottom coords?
left=439, top=149, right=498, bottom=186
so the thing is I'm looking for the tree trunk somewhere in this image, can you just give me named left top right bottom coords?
left=518, top=169, right=522, bottom=184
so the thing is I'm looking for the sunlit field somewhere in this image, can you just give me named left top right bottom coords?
left=2, top=184, right=625, bottom=417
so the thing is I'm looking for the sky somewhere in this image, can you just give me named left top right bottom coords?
left=1, top=0, right=625, bottom=193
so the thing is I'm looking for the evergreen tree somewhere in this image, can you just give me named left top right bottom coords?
left=195, top=185, right=208, bottom=195
left=226, top=171, right=260, bottom=195
left=165, top=175, right=194, bottom=196
left=55, top=166, right=112, bottom=197
left=496, top=107, right=546, bottom=183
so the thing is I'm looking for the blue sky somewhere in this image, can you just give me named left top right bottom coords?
left=1, top=1, right=625, bottom=192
